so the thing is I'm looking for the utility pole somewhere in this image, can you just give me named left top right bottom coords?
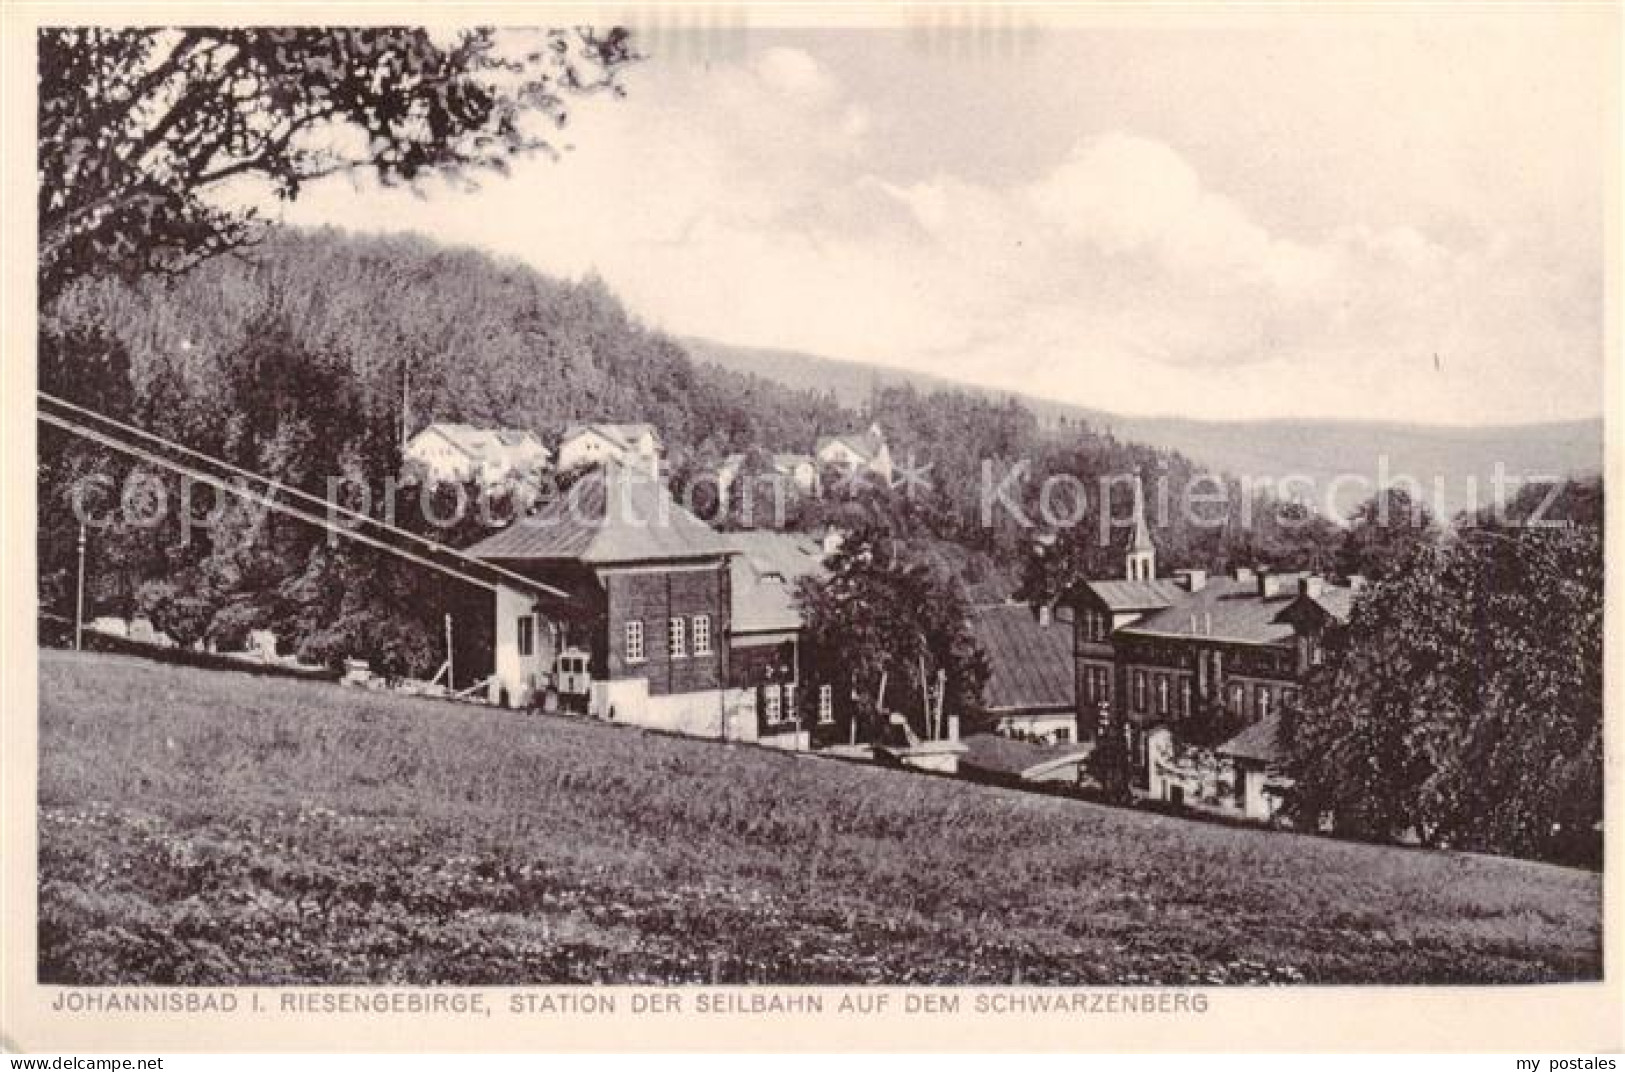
left=444, top=613, right=454, bottom=691
left=74, top=522, right=86, bottom=651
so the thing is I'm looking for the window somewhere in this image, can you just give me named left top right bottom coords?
left=668, top=616, right=686, bottom=658
left=1179, top=677, right=1193, bottom=719
left=517, top=616, right=535, bottom=657
left=784, top=681, right=797, bottom=718
left=1257, top=686, right=1272, bottom=722
left=1228, top=683, right=1244, bottom=715
left=692, top=614, right=712, bottom=656
left=1283, top=687, right=1299, bottom=708
left=1082, top=610, right=1107, bottom=642
left=624, top=620, right=644, bottom=663
left=1133, top=670, right=1147, bottom=712
left=764, top=687, right=781, bottom=723
left=1156, top=675, right=1170, bottom=716
left=818, top=684, right=834, bottom=724
left=1092, top=666, right=1110, bottom=705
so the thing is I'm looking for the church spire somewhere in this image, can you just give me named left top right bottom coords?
left=1125, top=474, right=1157, bottom=581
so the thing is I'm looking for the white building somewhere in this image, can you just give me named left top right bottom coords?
left=556, top=422, right=662, bottom=475
left=814, top=422, right=893, bottom=486
left=716, top=451, right=820, bottom=513
left=404, top=422, right=550, bottom=486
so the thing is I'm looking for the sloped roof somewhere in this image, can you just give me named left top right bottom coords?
left=1121, top=576, right=1298, bottom=646
left=561, top=422, right=661, bottom=453
left=1081, top=578, right=1188, bottom=612
left=1304, top=585, right=1355, bottom=623
left=815, top=429, right=886, bottom=463
left=961, top=733, right=1084, bottom=777
left=419, top=423, right=546, bottom=462
left=464, top=466, right=730, bottom=565
left=1218, top=711, right=1286, bottom=765
left=725, top=530, right=827, bottom=634
left=970, top=603, right=1075, bottom=713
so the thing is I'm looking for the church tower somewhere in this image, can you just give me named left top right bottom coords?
left=1125, top=474, right=1157, bottom=581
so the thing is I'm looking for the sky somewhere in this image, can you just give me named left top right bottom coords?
left=279, top=11, right=1615, bottom=426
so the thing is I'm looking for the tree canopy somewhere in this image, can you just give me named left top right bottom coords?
left=38, top=26, right=636, bottom=300
left=796, top=525, right=989, bottom=744
left=1283, top=494, right=1602, bottom=865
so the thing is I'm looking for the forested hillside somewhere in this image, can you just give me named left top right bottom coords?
left=39, top=227, right=1335, bottom=678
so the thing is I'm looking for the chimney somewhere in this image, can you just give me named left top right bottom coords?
left=1347, top=573, right=1368, bottom=594
left=1175, top=568, right=1207, bottom=592
left=1037, top=603, right=1053, bottom=627
left=1299, top=575, right=1325, bottom=598
left=1257, top=571, right=1286, bottom=599
left=821, top=527, right=846, bottom=556
left=1232, top=565, right=1255, bottom=583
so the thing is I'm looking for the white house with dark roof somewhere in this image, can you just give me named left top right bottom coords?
left=556, top=422, right=662, bottom=475
left=405, top=422, right=550, bottom=486
left=814, top=422, right=893, bottom=485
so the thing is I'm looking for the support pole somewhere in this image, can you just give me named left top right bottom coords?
left=444, top=613, right=454, bottom=691
left=74, top=522, right=86, bottom=651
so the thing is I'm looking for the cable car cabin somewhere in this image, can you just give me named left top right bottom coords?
left=556, top=647, right=592, bottom=709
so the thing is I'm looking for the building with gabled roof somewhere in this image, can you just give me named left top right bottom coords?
left=814, top=421, right=893, bottom=486
left=1064, top=471, right=1361, bottom=822
left=556, top=421, right=662, bottom=475
left=721, top=529, right=830, bottom=747
left=467, top=464, right=737, bottom=735
left=404, top=422, right=550, bottom=486
left=969, top=602, right=1077, bottom=743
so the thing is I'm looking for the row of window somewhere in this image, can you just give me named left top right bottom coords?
left=1112, top=666, right=1299, bottom=723
left=624, top=615, right=713, bottom=663
left=752, top=682, right=836, bottom=724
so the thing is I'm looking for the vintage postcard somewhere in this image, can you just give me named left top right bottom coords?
left=1, top=0, right=1620, bottom=1056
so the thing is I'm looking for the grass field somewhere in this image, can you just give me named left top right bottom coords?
left=37, top=650, right=1601, bottom=985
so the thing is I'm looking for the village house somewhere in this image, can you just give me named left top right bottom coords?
left=1067, top=475, right=1358, bottom=823
left=968, top=602, right=1077, bottom=743
left=814, top=422, right=894, bottom=486
left=715, top=452, right=821, bottom=514
left=556, top=422, right=662, bottom=475
left=404, top=422, right=551, bottom=486
left=467, top=465, right=832, bottom=748
left=721, top=529, right=830, bottom=748
left=467, top=463, right=734, bottom=734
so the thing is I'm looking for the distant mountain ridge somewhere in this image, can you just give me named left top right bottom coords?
left=684, top=337, right=1604, bottom=519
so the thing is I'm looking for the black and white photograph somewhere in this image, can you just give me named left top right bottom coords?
left=5, top=0, right=1620, bottom=1057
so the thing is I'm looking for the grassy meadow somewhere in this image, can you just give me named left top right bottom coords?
left=37, top=650, right=1602, bottom=985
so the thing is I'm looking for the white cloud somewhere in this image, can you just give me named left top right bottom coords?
left=281, top=35, right=1603, bottom=426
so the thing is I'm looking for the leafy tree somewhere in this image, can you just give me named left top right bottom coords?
left=796, top=526, right=988, bottom=744
left=1335, top=487, right=1436, bottom=581
left=38, top=26, right=636, bottom=300
left=1284, top=518, right=1602, bottom=863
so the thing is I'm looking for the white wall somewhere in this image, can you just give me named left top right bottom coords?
left=492, top=586, right=552, bottom=708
